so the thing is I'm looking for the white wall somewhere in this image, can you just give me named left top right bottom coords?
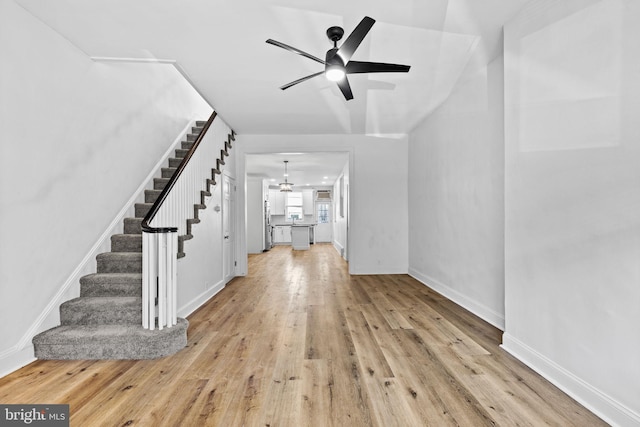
left=0, top=0, right=211, bottom=374
left=503, top=1, right=640, bottom=425
left=175, top=182, right=225, bottom=318
left=235, top=134, right=409, bottom=276
left=174, top=115, right=235, bottom=318
left=408, top=56, right=505, bottom=329
left=246, top=176, right=264, bottom=254
left=333, top=161, right=349, bottom=259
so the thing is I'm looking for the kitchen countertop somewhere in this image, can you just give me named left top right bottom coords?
left=272, top=223, right=317, bottom=227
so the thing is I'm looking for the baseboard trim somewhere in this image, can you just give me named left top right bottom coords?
left=408, top=267, right=505, bottom=330
left=0, top=346, right=35, bottom=379
left=333, top=241, right=345, bottom=259
left=0, top=120, right=197, bottom=380
left=178, top=280, right=226, bottom=319
left=502, top=333, right=640, bottom=427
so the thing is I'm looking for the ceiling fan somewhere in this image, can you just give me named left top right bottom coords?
left=266, top=16, right=410, bottom=100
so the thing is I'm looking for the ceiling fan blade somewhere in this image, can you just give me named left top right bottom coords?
left=280, top=71, right=325, bottom=90
left=337, top=16, right=375, bottom=63
left=346, top=61, right=411, bottom=74
left=266, top=39, right=326, bottom=65
left=336, top=76, right=354, bottom=101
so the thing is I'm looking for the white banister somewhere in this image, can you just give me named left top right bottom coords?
left=141, top=112, right=231, bottom=330
left=142, top=231, right=178, bottom=330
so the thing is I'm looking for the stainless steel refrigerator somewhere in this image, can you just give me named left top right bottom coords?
left=264, top=199, right=272, bottom=251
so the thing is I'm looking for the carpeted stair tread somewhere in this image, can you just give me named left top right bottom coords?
left=168, top=158, right=183, bottom=168
left=124, top=217, right=142, bottom=234
left=111, top=234, right=142, bottom=252
left=97, top=252, right=142, bottom=273
left=80, top=273, right=141, bottom=297
left=134, top=203, right=153, bottom=218
left=32, top=318, right=188, bottom=360
left=60, top=297, right=141, bottom=325
left=161, top=167, right=177, bottom=178
left=175, top=148, right=189, bottom=158
left=145, top=189, right=162, bottom=203
left=154, top=178, right=170, bottom=190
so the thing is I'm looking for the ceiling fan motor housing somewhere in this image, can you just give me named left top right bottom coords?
left=325, top=47, right=344, bottom=67
left=326, top=26, right=344, bottom=43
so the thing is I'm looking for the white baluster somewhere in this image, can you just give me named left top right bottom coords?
left=141, top=117, right=232, bottom=330
left=148, top=233, right=157, bottom=331
left=169, top=231, right=177, bottom=325
left=142, top=232, right=150, bottom=329
left=158, top=232, right=166, bottom=330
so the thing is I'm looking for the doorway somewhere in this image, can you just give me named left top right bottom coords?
left=315, top=201, right=332, bottom=242
left=223, top=174, right=236, bottom=281
left=240, top=150, right=351, bottom=275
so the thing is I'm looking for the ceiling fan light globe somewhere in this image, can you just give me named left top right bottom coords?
left=326, top=68, right=346, bottom=82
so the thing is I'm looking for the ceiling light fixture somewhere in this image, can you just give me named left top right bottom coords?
left=324, top=41, right=346, bottom=82
left=266, top=17, right=411, bottom=101
left=325, top=63, right=345, bottom=82
left=279, top=160, right=294, bottom=192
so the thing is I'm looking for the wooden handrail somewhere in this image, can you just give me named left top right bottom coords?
left=141, top=111, right=217, bottom=233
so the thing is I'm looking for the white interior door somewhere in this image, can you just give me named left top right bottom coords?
left=315, top=201, right=332, bottom=242
left=223, top=175, right=236, bottom=280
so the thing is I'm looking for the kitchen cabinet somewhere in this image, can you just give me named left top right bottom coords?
left=272, top=225, right=291, bottom=244
left=302, top=189, right=314, bottom=216
left=269, top=189, right=286, bottom=215
left=291, top=224, right=315, bottom=250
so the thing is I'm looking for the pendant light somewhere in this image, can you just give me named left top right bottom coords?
left=279, top=160, right=294, bottom=192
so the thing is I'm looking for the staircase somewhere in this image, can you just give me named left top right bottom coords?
left=32, top=121, right=212, bottom=360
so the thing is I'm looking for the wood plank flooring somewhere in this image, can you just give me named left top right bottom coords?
left=0, top=244, right=607, bottom=426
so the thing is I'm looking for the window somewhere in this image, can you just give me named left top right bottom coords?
left=287, top=192, right=302, bottom=205
left=286, top=192, right=303, bottom=220
left=287, top=206, right=303, bottom=221
left=317, top=203, right=329, bottom=224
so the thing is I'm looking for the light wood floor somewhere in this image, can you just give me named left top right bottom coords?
left=0, top=244, right=606, bottom=426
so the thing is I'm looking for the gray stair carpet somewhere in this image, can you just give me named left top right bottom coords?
left=32, top=122, right=209, bottom=360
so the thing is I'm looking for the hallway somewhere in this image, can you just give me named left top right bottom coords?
left=0, top=244, right=605, bottom=426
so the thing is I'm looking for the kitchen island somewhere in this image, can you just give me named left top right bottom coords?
left=291, top=224, right=316, bottom=250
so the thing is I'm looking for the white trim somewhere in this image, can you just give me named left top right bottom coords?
left=0, top=120, right=196, bottom=379
left=502, top=334, right=640, bottom=427
left=333, top=240, right=345, bottom=259
left=0, top=346, right=35, bottom=379
left=177, top=280, right=226, bottom=319
left=408, top=267, right=505, bottom=330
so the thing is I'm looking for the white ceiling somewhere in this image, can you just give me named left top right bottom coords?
left=17, top=0, right=528, bottom=184
left=246, top=152, right=348, bottom=188
left=17, top=0, right=528, bottom=136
